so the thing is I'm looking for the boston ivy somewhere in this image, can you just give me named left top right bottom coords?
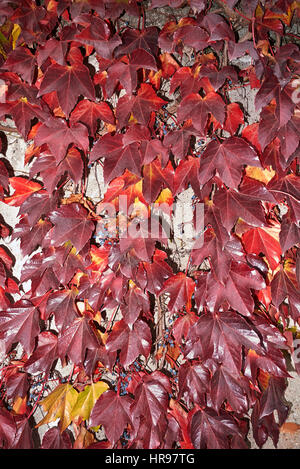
left=0, top=0, right=299, bottom=450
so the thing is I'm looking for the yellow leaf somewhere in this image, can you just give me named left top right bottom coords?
left=246, top=165, right=275, bottom=184
left=155, top=188, right=173, bottom=206
left=71, top=381, right=109, bottom=421
left=11, top=24, right=21, bottom=49
left=37, top=383, right=78, bottom=432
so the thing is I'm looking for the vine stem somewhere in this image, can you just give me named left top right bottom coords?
left=216, top=0, right=300, bottom=40
left=26, top=374, right=48, bottom=421
left=0, top=124, right=19, bottom=134
left=185, top=250, right=192, bottom=276
left=104, top=305, right=120, bottom=334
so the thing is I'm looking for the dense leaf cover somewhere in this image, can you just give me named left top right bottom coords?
left=0, top=0, right=299, bottom=449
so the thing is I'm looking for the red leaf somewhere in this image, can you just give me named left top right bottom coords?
left=37, top=38, right=68, bottom=67
left=117, top=83, right=166, bottom=127
left=75, top=15, right=121, bottom=59
left=58, top=316, right=100, bottom=365
left=49, top=203, right=95, bottom=252
left=142, top=249, right=173, bottom=294
left=130, top=371, right=171, bottom=448
left=106, top=49, right=157, bottom=96
left=199, top=64, right=237, bottom=91
left=210, top=365, right=249, bottom=413
left=4, top=177, right=42, bottom=207
left=115, top=27, right=159, bottom=59
left=90, top=133, right=142, bottom=184
left=199, top=137, right=261, bottom=188
left=178, top=361, right=210, bottom=407
left=41, top=427, right=72, bottom=449
left=105, top=319, right=152, bottom=368
left=69, top=99, right=115, bottom=136
left=242, top=226, right=282, bottom=271
left=89, top=390, right=133, bottom=445
left=142, top=158, right=174, bottom=203
left=4, top=46, right=36, bottom=84
left=223, top=102, right=244, bottom=135
left=24, top=331, right=59, bottom=375
left=184, top=311, right=262, bottom=373
left=38, top=62, right=95, bottom=117
left=190, top=407, right=239, bottom=449
left=160, top=273, right=195, bottom=314
left=4, top=99, right=49, bottom=139
left=271, top=264, right=300, bottom=321
left=173, top=156, right=200, bottom=196
left=213, top=186, right=267, bottom=233
left=178, top=91, right=225, bottom=133
left=45, top=289, right=78, bottom=331
left=123, top=283, right=150, bottom=326
left=34, top=118, right=89, bottom=163
left=170, top=66, right=202, bottom=98
left=0, top=299, right=40, bottom=354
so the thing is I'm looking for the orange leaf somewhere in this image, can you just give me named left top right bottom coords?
left=242, top=225, right=281, bottom=271
left=245, top=165, right=275, bottom=184
left=12, top=396, right=27, bottom=415
left=87, top=245, right=109, bottom=281
left=4, top=177, right=42, bottom=206
left=280, top=422, right=300, bottom=434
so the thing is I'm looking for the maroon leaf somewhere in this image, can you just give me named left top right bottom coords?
left=34, top=118, right=89, bottom=163
left=69, top=99, right=115, bottom=136
left=178, top=361, right=210, bottom=407
left=49, top=203, right=95, bottom=253
left=57, top=316, right=100, bottom=365
left=160, top=273, right=195, bottom=314
left=115, top=27, right=159, bottom=59
left=184, top=311, right=262, bottom=373
left=6, top=372, right=30, bottom=400
left=41, top=427, right=72, bottom=449
left=141, top=249, right=173, bottom=294
left=105, top=319, right=152, bottom=368
left=90, top=133, right=142, bottom=184
left=259, top=377, right=289, bottom=426
left=130, top=371, right=171, bottom=449
left=45, top=289, right=78, bottom=331
left=116, top=83, right=166, bottom=127
left=210, top=365, right=249, bottom=413
left=24, top=331, right=59, bottom=375
left=271, top=265, right=300, bottom=321
left=0, top=404, right=17, bottom=448
left=89, top=390, right=133, bottom=445
left=38, top=63, right=95, bottom=117
left=213, top=186, right=267, bottom=232
left=177, top=91, right=225, bottom=133
left=199, top=137, right=261, bottom=188
left=106, top=49, right=157, bottom=96
left=190, top=407, right=239, bottom=449
left=0, top=299, right=40, bottom=354
left=199, top=64, right=237, bottom=91
left=3, top=99, right=49, bottom=139
left=75, top=15, right=121, bottom=59
left=4, top=46, right=36, bottom=84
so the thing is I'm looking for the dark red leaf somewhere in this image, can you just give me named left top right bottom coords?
left=49, top=203, right=95, bottom=253
left=38, top=63, right=95, bottom=117
left=198, top=137, right=261, bottom=188
left=89, top=390, right=133, bottom=445
left=105, top=319, right=152, bottom=368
